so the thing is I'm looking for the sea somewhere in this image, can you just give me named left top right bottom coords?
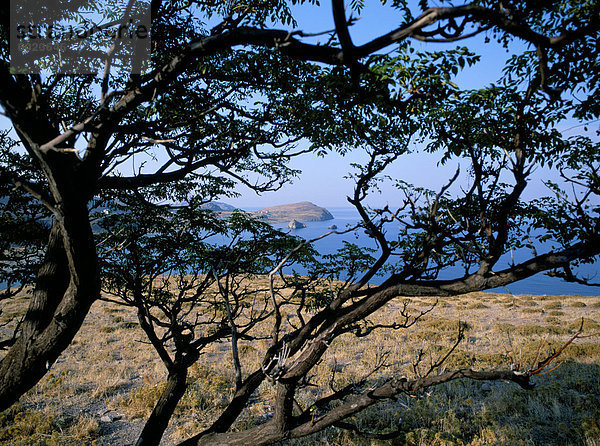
left=260, top=206, right=600, bottom=297
left=2, top=206, right=597, bottom=297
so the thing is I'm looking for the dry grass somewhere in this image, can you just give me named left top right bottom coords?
left=1, top=287, right=599, bottom=445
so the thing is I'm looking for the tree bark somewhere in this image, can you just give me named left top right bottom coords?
left=0, top=172, right=99, bottom=410
left=178, top=369, right=265, bottom=446
left=179, top=368, right=534, bottom=446
left=135, top=368, right=188, bottom=446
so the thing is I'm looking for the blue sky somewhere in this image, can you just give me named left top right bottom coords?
left=2, top=1, right=597, bottom=210
left=227, top=2, right=517, bottom=208
left=225, top=2, right=599, bottom=209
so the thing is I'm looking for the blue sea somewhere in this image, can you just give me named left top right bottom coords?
left=262, top=206, right=600, bottom=297
left=4, top=206, right=596, bottom=297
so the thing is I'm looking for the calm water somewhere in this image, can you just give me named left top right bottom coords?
left=261, top=206, right=600, bottom=297
left=4, top=207, right=596, bottom=297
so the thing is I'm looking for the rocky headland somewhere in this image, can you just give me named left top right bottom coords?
left=255, top=201, right=333, bottom=223
left=200, top=202, right=237, bottom=212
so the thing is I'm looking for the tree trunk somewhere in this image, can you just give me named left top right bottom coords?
left=178, top=369, right=264, bottom=446
left=0, top=193, right=99, bottom=411
left=136, top=368, right=188, bottom=446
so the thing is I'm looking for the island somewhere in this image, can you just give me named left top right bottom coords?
left=287, top=219, right=307, bottom=229
left=255, top=202, right=334, bottom=223
left=198, top=201, right=334, bottom=224
left=200, top=202, right=237, bottom=212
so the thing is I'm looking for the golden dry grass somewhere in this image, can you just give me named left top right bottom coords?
left=1, top=286, right=599, bottom=445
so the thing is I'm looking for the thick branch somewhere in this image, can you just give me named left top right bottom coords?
left=183, top=368, right=532, bottom=446
left=356, top=4, right=599, bottom=58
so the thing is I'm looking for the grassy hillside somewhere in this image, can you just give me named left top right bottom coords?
left=1, top=287, right=599, bottom=445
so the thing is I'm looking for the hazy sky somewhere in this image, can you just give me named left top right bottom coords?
left=227, top=2, right=519, bottom=208
left=2, top=2, right=597, bottom=210
left=226, top=2, right=598, bottom=209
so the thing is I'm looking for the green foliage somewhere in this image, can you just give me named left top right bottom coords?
left=317, top=242, right=378, bottom=282
left=0, top=132, right=50, bottom=296
left=1, top=0, right=600, bottom=445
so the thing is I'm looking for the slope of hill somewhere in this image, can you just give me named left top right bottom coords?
left=200, top=202, right=238, bottom=212
left=255, top=202, right=333, bottom=222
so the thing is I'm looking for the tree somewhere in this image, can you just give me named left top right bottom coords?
left=97, top=195, right=321, bottom=445
left=0, top=0, right=599, bottom=445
